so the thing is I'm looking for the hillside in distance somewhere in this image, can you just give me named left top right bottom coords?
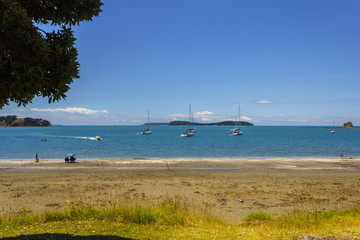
left=167, top=120, right=254, bottom=126
left=0, top=115, right=51, bottom=127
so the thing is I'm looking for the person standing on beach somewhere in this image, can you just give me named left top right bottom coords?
left=35, top=153, right=39, bottom=163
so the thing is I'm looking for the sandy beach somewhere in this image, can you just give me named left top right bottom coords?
left=1, top=157, right=360, bottom=223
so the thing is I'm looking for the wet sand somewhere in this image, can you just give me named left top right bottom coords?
left=1, top=157, right=360, bottom=222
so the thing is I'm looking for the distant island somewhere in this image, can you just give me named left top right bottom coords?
left=142, top=122, right=170, bottom=126
left=0, top=115, right=51, bottom=127
left=302, top=121, right=358, bottom=129
left=143, top=120, right=254, bottom=126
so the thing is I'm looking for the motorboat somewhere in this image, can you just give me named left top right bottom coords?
left=232, top=128, right=243, bottom=136
left=95, top=136, right=102, bottom=141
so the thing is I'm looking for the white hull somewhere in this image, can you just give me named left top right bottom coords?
left=141, top=130, right=152, bottom=135
left=229, top=128, right=243, bottom=136
left=181, top=128, right=195, bottom=137
left=232, top=131, right=243, bottom=136
left=181, top=132, right=194, bottom=137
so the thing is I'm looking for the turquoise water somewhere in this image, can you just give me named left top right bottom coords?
left=1, top=126, right=359, bottom=159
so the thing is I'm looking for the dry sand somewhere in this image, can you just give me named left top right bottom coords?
left=1, top=157, right=360, bottom=222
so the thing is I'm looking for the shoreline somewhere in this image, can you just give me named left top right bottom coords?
left=0, top=156, right=359, bottom=171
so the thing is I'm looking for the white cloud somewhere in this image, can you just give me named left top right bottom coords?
left=288, top=118, right=308, bottom=122
left=166, top=111, right=214, bottom=122
left=30, top=107, right=109, bottom=115
left=239, top=116, right=252, bottom=121
left=194, top=111, right=213, bottom=117
left=165, top=113, right=188, bottom=120
left=194, top=111, right=214, bottom=122
left=256, top=99, right=273, bottom=104
left=115, top=119, right=126, bottom=123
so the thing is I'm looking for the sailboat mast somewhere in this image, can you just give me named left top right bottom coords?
left=189, top=104, right=191, bottom=124
left=238, top=105, right=241, bottom=122
left=147, top=110, right=150, bottom=125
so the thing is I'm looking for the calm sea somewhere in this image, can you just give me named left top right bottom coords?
left=1, top=126, right=359, bottom=160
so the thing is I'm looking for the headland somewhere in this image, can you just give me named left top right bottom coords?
left=0, top=115, right=51, bottom=127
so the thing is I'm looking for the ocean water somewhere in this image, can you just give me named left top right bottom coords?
left=1, top=126, right=360, bottom=160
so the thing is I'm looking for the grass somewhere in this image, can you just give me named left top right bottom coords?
left=1, top=200, right=360, bottom=239
left=243, top=211, right=273, bottom=222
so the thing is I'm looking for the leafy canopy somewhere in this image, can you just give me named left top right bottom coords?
left=0, top=0, right=103, bottom=108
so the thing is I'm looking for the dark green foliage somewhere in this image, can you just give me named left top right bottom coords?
left=215, top=121, right=254, bottom=126
left=0, top=0, right=103, bottom=108
left=169, top=121, right=194, bottom=126
left=1, top=114, right=17, bottom=125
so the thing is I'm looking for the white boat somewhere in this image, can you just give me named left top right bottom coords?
left=181, top=128, right=195, bottom=137
left=228, top=128, right=238, bottom=133
left=229, top=105, right=244, bottom=136
left=331, top=120, right=335, bottom=134
left=140, top=110, right=152, bottom=135
left=95, top=136, right=102, bottom=141
left=232, top=128, right=243, bottom=136
left=141, top=129, right=152, bottom=135
left=187, top=128, right=196, bottom=134
left=180, top=105, right=196, bottom=137
left=181, top=131, right=194, bottom=137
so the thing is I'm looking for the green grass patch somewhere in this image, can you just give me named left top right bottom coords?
left=1, top=199, right=222, bottom=229
left=243, top=211, right=272, bottom=222
left=1, top=202, right=360, bottom=239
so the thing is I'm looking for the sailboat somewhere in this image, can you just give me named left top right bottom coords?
left=180, top=129, right=194, bottom=137
left=331, top=120, right=335, bottom=134
left=229, top=105, right=243, bottom=136
left=181, top=104, right=196, bottom=137
left=141, top=110, right=152, bottom=135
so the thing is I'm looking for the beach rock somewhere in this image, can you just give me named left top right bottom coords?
left=343, top=121, right=353, bottom=128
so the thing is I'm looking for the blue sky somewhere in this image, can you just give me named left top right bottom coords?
left=2, top=0, right=360, bottom=126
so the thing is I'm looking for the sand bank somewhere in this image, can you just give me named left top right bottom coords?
left=1, top=157, right=359, bottom=222
left=1, top=156, right=359, bottom=170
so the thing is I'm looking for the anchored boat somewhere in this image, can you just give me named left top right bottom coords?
left=141, top=110, right=152, bottom=135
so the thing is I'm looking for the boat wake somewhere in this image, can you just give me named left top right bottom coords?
left=74, top=136, right=98, bottom=141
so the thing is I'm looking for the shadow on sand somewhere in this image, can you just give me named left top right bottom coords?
left=0, top=233, right=135, bottom=240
